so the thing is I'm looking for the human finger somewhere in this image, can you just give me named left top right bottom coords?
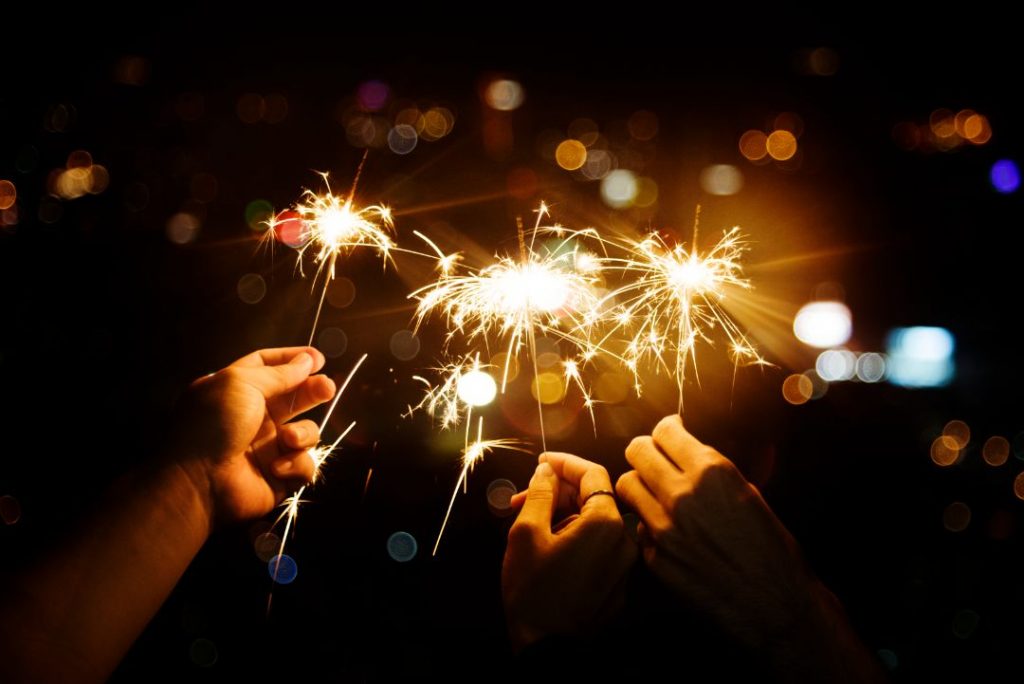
left=230, top=346, right=325, bottom=371
left=538, top=452, right=617, bottom=516
left=624, top=435, right=688, bottom=512
left=510, top=462, right=560, bottom=537
left=278, top=419, right=321, bottom=451
left=650, top=414, right=718, bottom=471
left=269, top=449, right=316, bottom=482
left=269, top=374, right=336, bottom=422
left=235, top=352, right=314, bottom=398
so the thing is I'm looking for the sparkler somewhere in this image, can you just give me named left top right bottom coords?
left=409, top=204, right=604, bottom=449
left=596, top=214, right=765, bottom=407
left=271, top=353, right=367, bottom=583
left=432, top=416, right=526, bottom=556
left=267, top=162, right=394, bottom=347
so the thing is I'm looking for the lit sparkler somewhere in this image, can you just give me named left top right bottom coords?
left=271, top=353, right=368, bottom=582
left=268, top=165, right=394, bottom=346
left=597, top=217, right=765, bottom=406
left=409, top=204, right=603, bottom=448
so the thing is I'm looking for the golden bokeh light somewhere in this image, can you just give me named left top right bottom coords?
left=766, top=130, right=798, bottom=160
left=595, top=371, right=630, bottom=404
left=930, top=435, right=960, bottom=467
left=0, top=180, right=15, bottom=210
left=739, top=130, right=768, bottom=161
left=963, top=114, right=991, bottom=144
left=1015, top=472, right=1024, bottom=501
left=943, top=420, right=971, bottom=449
left=531, top=371, right=566, bottom=405
left=491, top=352, right=520, bottom=383
left=555, top=139, right=588, bottom=170
left=782, top=373, right=813, bottom=405
left=982, top=436, right=1010, bottom=466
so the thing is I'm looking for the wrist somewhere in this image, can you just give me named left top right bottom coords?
left=153, top=457, right=216, bottom=540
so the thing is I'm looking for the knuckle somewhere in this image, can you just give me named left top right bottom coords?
left=625, top=436, right=650, bottom=461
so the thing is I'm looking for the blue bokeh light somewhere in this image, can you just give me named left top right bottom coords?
left=990, top=160, right=1020, bottom=193
left=886, top=327, right=955, bottom=388
left=268, top=554, right=298, bottom=584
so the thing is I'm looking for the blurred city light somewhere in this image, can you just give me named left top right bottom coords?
left=793, top=301, right=852, bottom=348
left=456, top=369, right=497, bottom=406
left=991, top=160, right=1020, bottom=193
left=886, top=326, right=955, bottom=388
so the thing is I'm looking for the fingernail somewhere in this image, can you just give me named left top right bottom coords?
left=536, top=462, right=553, bottom=477
left=293, top=352, right=312, bottom=369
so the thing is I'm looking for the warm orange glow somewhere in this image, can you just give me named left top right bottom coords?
left=555, top=139, right=588, bottom=170
left=531, top=371, right=566, bottom=404
left=739, top=130, right=768, bottom=161
left=1015, top=472, right=1024, bottom=501
left=930, top=435, right=960, bottom=467
left=0, top=180, right=15, bottom=210
left=766, top=130, right=798, bottom=161
left=628, top=110, right=659, bottom=141
left=963, top=114, right=991, bottom=144
left=943, top=420, right=971, bottom=449
left=782, top=374, right=812, bottom=405
left=983, top=436, right=1010, bottom=466
left=929, top=109, right=956, bottom=139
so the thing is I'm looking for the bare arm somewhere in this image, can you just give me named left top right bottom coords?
left=0, top=347, right=335, bottom=683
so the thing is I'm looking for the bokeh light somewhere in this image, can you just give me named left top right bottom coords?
left=253, top=532, right=281, bottom=562
left=595, top=371, right=630, bottom=404
left=166, top=212, right=201, bottom=245
left=389, top=330, right=420, bottom=361
left=1015, top=472, right=1024, bottom=501
left=236, top=273, right=267, bottom=305
left=273, top=210, right=306, bottom=248
left=990, top=160, right=1020, bottom=193
left=855, top=353, right=886, bottom=382
left=491, top=352, right=519, bottom=383
left=317, top=327, right=348, bottom=358
left=886, top=327, right=955, bottom=388
left=808, top=47, right=839, bottom=75
left=698, top=164, right=744, bottom=195
left=486, top=479, right=517, bottom=517
left=267, top=554, right=298, bottom=584
left=531, top=371, right=566, bottom=404
left=0, top=180, right=16, bottom=210
left=943, top=420, right=970, bottom=449
left=738, top=130, right=768, bottom=161
left=943, top=501, right=971, bottom=532
left=781, top=374, right=813, bottom=405
left=766, top=130, right=798, bottom=161
left=930, top=435, right=960, bottom=467
left=951, top=609, right=980, bottom=640
left=983, top=436, right=1010, bottom=466
left=555, top=139, right=587, bottom=171
left=628, top=110, right=659, bottom=140
left=188, top=638, right=218, bottom=668
left=634, top=177, right=659, bottom=207
left=236, top=93, right=265, bottom=123
left=484, top=79, right=524, bottom=111
left=245, top=200, right=274, bottom=231
left=356, top=80, right=390, bottom=111
left=387, top=531, right=418, bottom=562
left=601, top=169, right=638, bottom=208
left=793, top=301, right=852, bottom=348
left=0, top=495, right=21, bottom=525
left=326, top=277, right=356, bottom=308
left=815, top=349, right=857, bottom=382
left=388, top=124, right=418, bottom=154
left=456, top=369, right=497, bottom=406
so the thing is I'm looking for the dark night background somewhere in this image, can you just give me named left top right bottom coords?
left=2, top=27, right=1022, bottom=681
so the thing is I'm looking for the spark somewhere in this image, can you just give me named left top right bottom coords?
left=432, top=417, right=527, bottom=556
left=271, top=353, right=368, bottom=585
left=597, top=217, right=765, bottom=406
left=267, top=166, right=395, bottom=346
left=408, top=204, right=604, bottom=448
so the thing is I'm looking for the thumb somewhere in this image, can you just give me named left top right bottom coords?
left=514, top=462, right=560, bottom=534
left=239, top=352, right=314, bottom=398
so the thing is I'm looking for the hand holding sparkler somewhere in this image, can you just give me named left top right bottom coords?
left=616, top=415, right=884, bottom=683
left=502, top=453, right=637, bottom=651
left=169, top=346, right=336, bottom=526
left=0, top=346, right=338, bottom=683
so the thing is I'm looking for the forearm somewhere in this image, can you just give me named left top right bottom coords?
left=0, top=462, right=212, bottom=683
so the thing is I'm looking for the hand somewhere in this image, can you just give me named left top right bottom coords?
left=616, top=415, right=883, bottom=682
left=502, top=452, right=637, bottom=651
left=168, top=346, right=336, bottom=527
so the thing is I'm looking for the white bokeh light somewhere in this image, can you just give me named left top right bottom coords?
left=793, top=301, right=852, bottom=348
left=457, top=370, right=498, bottom=406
